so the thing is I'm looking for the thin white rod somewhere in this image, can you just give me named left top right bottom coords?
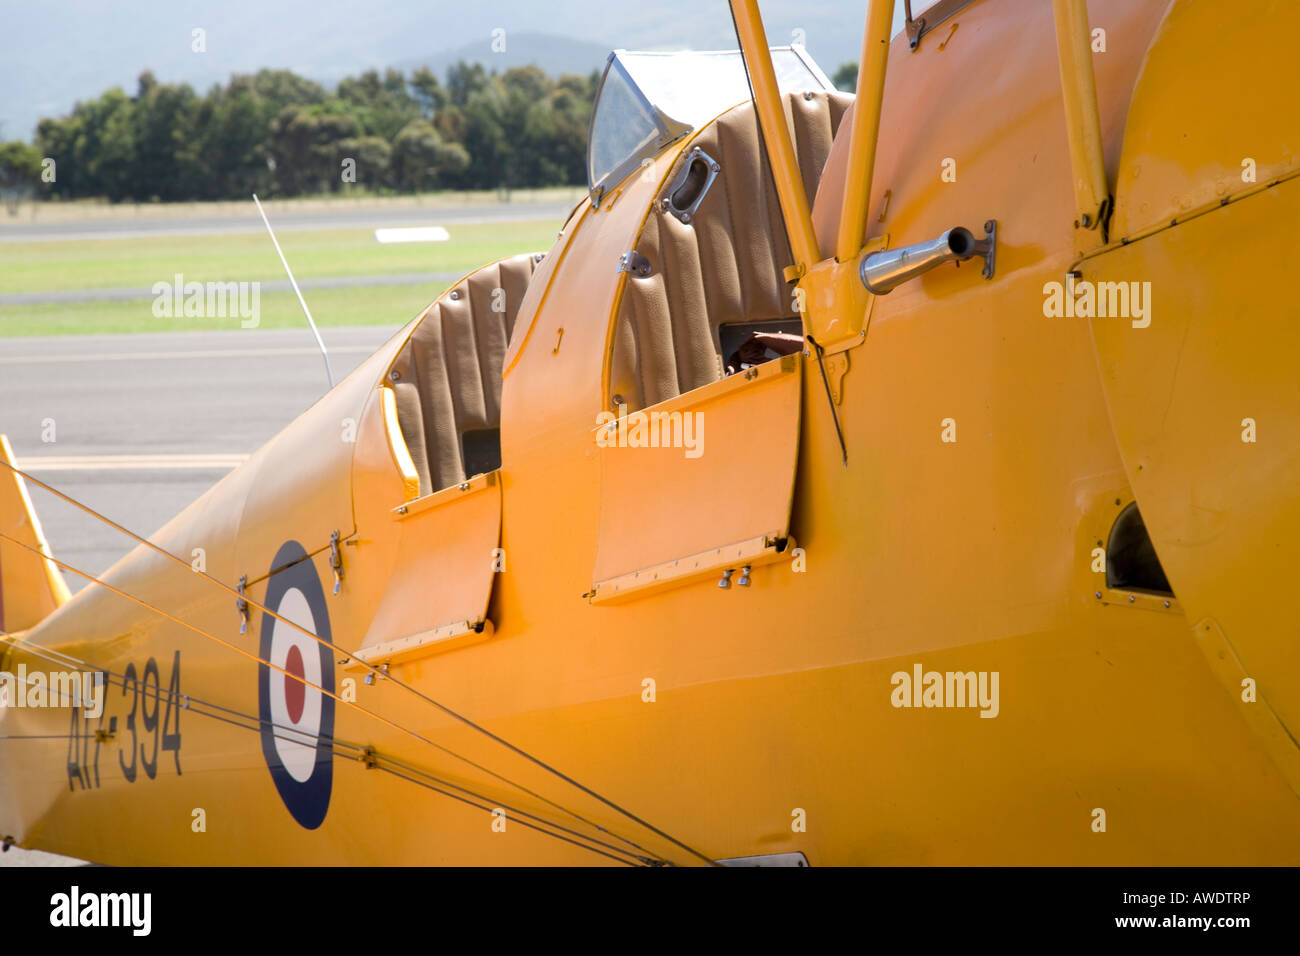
left=252, top=193, right=334, bottom=388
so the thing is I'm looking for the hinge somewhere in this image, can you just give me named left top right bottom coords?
left=236, top=574, right=249, bottom=634
left=329, top=529, right=343, bottom=595
left=617, top=251, right=652, bottom=277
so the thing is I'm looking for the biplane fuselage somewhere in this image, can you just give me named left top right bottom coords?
left=2, top=0, right=1299, bottom=865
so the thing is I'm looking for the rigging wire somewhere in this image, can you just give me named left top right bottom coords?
left=0, top=532, right=672, bottom=865
left=0, top=459, right=718, bottom=866
left=0, top=629, right=653, bottom=865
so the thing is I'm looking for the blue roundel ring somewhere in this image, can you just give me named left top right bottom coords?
left=257, top=540, right=335, bottom=830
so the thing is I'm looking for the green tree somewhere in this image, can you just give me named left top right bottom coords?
left=391, top=118, right=468, bottom=191
left=0, top=140, right=44, bottom=211
left=131, top=71, right=202, bottom=201
left=410, top=67, right=447, bottom=118
left=268, top=105, right=359, bottom=194
left=338, top=135, right=393, bottom=189
left=832, top=62, right=858, bottom=93
left=336, top=68, right=420, bottom=140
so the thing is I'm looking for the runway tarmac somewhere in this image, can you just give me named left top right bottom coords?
left=0, top=196, right=552, bottom=865
left=1, top=326, right=404, bottom=867
left=1, top=327, right=403, bottom=584
left=0, top=199, right=576, bottom=243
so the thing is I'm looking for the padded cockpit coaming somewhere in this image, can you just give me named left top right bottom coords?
left=390, top=252, right=540, bottom=496
left=611, top=90, right=852, bottom=411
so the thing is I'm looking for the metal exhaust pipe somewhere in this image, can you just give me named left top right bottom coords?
left=859, top=226, right=978, bottom=294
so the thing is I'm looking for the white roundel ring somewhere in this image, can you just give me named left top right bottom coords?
left=266, top=587, right=323, bottom=783
left=257, top=540, right=335, bottom=830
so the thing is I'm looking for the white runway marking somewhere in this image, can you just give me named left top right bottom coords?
left=16, top=454, right=249, bottom=471
left=374, top=226, right=451, bottom=243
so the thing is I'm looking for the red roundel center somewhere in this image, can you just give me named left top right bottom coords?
left=284, top=645, right=306, bottom=724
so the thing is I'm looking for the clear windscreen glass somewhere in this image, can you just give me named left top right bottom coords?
left=587, top=60, right=662, bottom=190
left=587, top=48, right=831, bottom=193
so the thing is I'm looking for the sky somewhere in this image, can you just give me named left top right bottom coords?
left=0, top=0, right=921, bottom=142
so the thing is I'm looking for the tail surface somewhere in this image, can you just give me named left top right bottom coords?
left=0, top=435, right=70, bottom=633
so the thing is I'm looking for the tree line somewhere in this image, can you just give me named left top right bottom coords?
left=0, top=63, right=599, bottom=204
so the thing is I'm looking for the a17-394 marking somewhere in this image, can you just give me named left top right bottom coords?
left=67, top=650, right=182, bottom=790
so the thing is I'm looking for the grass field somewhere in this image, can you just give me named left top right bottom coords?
left=0, top=218, right=563, bottom=337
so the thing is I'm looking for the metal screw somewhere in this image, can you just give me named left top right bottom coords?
left=397, top=505, right=408, bottom=515
left=449, top=290, right=460, bottom=300
left=1163, top=600, right=1171, bottom=608
left=390, top=370, right=401, bottom=381
left=1095, top=591, right=1102, bottom=599
left=534, top=252, right=545, bottom=262
left=803, top=90, right=814, bottom=100
left=1128, top=595, right=1136, bottom=603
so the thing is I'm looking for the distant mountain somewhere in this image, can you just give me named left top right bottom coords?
left=0, top=0, right=886, bottom=142
left=384, top=32, right=612, bottom=85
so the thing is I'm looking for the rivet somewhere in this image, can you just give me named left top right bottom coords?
left=534, top=252, right=544, bottom=262
left=1094, top=591, right=1102, bottom=599
left=449, top=290, right=460, bottom=300
left=1163, top=600, right=1171, bottom=608
left=803, top=91, right=814, bottom=100
left=390, top=369, right=401, bottom=381
left=398, top=505, right=408, bottom=514
left=1128, top=595, right=1136, bottom=603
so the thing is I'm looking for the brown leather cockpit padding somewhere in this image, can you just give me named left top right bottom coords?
left=389, top=252, right=540, bottom=496
left=611, top=90, right=852, bottom=411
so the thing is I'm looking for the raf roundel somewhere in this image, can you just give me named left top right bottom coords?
left=257, top=540, right=336, bottom=830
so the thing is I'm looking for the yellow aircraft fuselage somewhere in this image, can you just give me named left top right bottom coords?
left=2, top=0, right=1298, bottom=865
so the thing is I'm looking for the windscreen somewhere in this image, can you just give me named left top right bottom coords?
left=587, top=47, right=832, bottom=194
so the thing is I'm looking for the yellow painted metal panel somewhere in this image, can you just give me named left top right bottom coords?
left=0, top=436, right=70, bottom=633
left=358, top=473, right=501, bottom=664
left=1087, top=176, right=1300, bottom=752
left=592, top=355, right=801, bottom=590
left=1110, top=0, right=1300, bottom=240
